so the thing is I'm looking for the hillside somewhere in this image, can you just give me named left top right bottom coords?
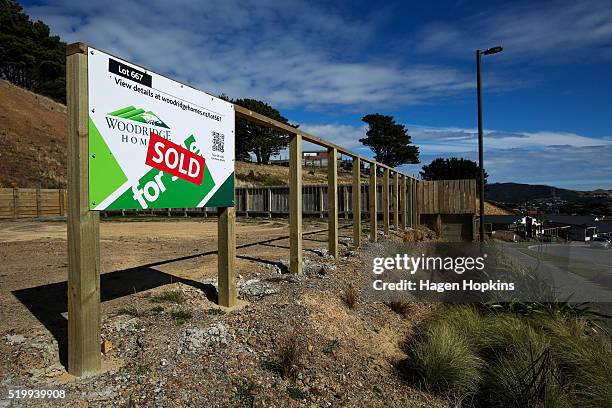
left=0, top=80, right=67, bottom=188
left=486, top=182, right=611, bottom=203
left=0, top=80, right=353, bottom=188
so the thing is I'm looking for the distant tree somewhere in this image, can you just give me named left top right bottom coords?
left=420, top=157, right=488, bottom=184
left=0, top=0, right=66, bottom=102
left=359, top=114, right=419, bottom=167
left=233, top=98, right=296, bottom=164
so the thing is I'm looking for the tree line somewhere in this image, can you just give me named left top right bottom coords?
left=0, top=0, right=485, bottom=181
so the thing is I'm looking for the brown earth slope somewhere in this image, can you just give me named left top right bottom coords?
left=0, top=80, right=67, bottom=188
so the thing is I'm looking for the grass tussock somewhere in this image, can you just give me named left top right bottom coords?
left=236, top=170, right=284, bottom=186
left=342, top=285, right=359, bottom=309
left=386, top=300, right=412, bottom=317
left=400, top=304, right=611, bottom=407
left=151, top=290, right=186, bottom=304
left=264, top=333, right=304, bottom=381
left=170, top=309, right=192, bottom=325
left=117, top=307, right=142, bottom=317
left=405, top=323, right=483, bottom=396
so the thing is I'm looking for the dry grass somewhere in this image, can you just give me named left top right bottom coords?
left=342, top=284, right=359, bottom=309
left=386, top=300, right=411, bottom=317
left=264, top=333, right=304, bottom=381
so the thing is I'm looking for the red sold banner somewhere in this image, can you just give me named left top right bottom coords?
left=145, top=132, right=205, bottom=185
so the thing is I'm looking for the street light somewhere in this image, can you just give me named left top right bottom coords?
left=476, top=45, right=502, bottom=243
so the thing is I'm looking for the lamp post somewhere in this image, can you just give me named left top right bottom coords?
left=476, top=46, right=502, bottom=242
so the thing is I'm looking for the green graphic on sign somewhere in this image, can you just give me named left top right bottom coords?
left=108, top=106, right=169, bottom=128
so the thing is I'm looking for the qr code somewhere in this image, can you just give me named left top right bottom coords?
left=212, top=131, right=225, bottom=153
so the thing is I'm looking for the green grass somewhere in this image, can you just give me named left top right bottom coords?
left=150, top=305, right=164, bottom=315
left=400, top=305, right=612, bottom=407
left=117, top=306, right=141, bottom=317
left=232, top=378, right=260, bottom=407
left=323, top=339, right=340, bottom=355
left=405, top=322, right=483, bottom=396
left=170, top=309, right=192, bottom=325
left=207, top=308, right=226, bottom=316
left=287, top=386, right=308, bottom=400
left=150, top=290, right=186, bottom=304
left=134, top=364, right=149, bottom=376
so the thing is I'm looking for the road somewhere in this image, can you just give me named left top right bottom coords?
left=497, top=242, right=612, bottom=303
left=527, top=243, right=612, bottom=267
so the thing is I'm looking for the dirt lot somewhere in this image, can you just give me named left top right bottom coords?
left=0, top=217, right=443, bottom=407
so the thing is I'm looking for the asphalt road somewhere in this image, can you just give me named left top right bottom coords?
left=527, top=243, right=612, bottom=267
left=498, top=242, right=612, bottom=303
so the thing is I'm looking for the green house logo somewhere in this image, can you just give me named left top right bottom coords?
left=108, top=106, right=169, bottom=128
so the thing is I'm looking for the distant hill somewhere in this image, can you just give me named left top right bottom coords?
left=485, top=182, right=611, bottom=204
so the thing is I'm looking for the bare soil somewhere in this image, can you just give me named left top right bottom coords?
left=0, top=217, right=444, bottom=407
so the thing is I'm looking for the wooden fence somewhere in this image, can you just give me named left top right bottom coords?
left=0, top=188, right=67, bottom=219
left=417, top=179, right=476, bottom=214
left=0, top=181, right=475, bottom=220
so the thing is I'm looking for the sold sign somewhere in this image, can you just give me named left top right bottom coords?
left=145, top=132, right=205, bottom=185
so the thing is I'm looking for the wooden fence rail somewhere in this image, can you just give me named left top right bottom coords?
left=1, top=181, right=475, bottom=220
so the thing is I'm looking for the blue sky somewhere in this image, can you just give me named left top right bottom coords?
left=23, top=0, right=612, bottom=190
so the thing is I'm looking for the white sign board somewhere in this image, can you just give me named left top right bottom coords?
left=87, top=47, right=235, bottom=210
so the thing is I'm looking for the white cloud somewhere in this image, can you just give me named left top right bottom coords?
left=26, top=0, right=473, bottom=109
left=295, top=122, right=612, bottom=189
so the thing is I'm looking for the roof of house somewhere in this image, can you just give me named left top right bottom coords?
left=596, top=220, right=612, bottom=233
left=545, top=214, right=597, bottom=227
left=483, top=215, right=524, bottom=224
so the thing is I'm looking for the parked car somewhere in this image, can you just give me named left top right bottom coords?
left=590, top=237, right=611, bottom=249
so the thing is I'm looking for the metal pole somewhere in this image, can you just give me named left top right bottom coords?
left=477, top=49, right=485, bottom=243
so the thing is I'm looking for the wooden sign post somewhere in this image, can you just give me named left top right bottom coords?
left=66, top=43, right=101, bottom=377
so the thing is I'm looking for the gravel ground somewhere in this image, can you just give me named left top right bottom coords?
left=0, top=219, right=445, bottom=407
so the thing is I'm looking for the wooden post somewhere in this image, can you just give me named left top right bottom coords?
left=66, top=43, right=101, bottom=377
left=393, top=173, right=399, bottom=230
left=413, top=179, right=419, bottom=226
left=352, top=157, right=361, bottom=248
left=59, top=189, right=65, bottom=217
left=36, top=188, right=42, bottom=217
left=327, top=147, right=338, bottom=258
left=406, top=178, right=412, bottom=228
left=401, top=176, right=407, bottom=230
left=244, top=189, right=249, bottom=217
left=343, top=186, right=349, bottom=220
left=318, top=186, right=324, bottom=218
left=217, top=207, right=237, bottom=307
left=13, top=188, right=19, bottom=219
left=383, top=168, right=390, bottom=235
left=369, top=163, right=377, bottom=242
left=289, top=134, right=302, bottom=274
left=267, top=187, right=272, bottom=218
